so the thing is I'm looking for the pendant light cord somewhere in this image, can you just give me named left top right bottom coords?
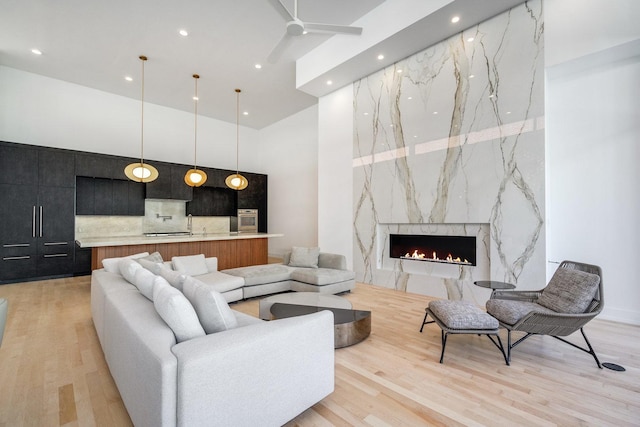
left=140, top=55, right=146, bottom=166
left=193, top=75, right=199, bottom=169
left=235, top=88, right=241, bottom=175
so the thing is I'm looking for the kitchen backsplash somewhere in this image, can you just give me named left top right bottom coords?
left=76, top=200, right=230, bottom=238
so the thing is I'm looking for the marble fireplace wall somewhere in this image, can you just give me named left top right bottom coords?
left=353, top=1, right=545, bottom=303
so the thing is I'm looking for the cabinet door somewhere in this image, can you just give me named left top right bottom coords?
left=38, top=149, right=75, bottom=187
left=144, top=162, right=172, bottom=199
left=0, top=183, right=38, bottom=282
left=0, top=144, right=38, bottom=185
left=237, top=173, right=267, bottom=232
left=128, top=181, right=145, bottom=215
left=171, top=165, right=193, bottom=201
left=93, top=179, right=113, bottom=215
left=75, top=177, right=95, bottom=215
left=38, top=186, right=75, bottom=242
left=111, top=179, right=129, bottom=215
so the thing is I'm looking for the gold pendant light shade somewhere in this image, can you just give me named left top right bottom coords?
left=226, top=88, right=248, bottom=190
left=184, top=74, right=207, bottom=187
left=125, top=55, right=158, bottom=183
left=124, top=162, right=159, bottom=182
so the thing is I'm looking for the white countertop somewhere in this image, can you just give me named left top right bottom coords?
left=76, top=232, right=283, bottom=248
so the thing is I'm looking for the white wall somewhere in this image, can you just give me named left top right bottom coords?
left=0, top=66, right=261, bottom=172
left=545, top=0, right=640, bottom=324
left=258, top=105, right=319, bottom=257
left=317, top=85, right=354, bottom=268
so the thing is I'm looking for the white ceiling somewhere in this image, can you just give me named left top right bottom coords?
left=0, top=0, right=523, bottom=129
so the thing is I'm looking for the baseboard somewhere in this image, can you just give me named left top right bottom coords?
left=600, top=307, right=640, bottom=326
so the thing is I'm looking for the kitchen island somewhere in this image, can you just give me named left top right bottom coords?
left=76, top=232, right=283, bottom=271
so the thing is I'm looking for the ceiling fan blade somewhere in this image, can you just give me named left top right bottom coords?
left=267, top=33, right=294, bottom=64
left=304, top=22, right=363, bottom=35
left=268, top=0, right=294, bottom=21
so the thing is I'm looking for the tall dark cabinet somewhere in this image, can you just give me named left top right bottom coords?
left=0, top=143, right=75, bottom=283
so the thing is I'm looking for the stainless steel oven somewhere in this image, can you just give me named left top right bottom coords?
left=237, top=209, right=258, bottom=233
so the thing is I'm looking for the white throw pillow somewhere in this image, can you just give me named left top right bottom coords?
left=182, top=277, right=238, bottom=334
left=172, top=254, right=209, bottom=276
left=153, top=277, right=205, bottom=343
left=159, top=268, right=188, bottom=292
left=132, top=267, right=156, bottom=300
left=119, top=258, right=143, bottom=283
left=137, top=251, right=164, bottom=263
left=102, top=252, right=150, bottom=273
left=288, top=246, right=320, bottom=268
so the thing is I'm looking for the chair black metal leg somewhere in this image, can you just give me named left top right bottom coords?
left=420, top=311, right=429, bottom=332
left=506, top=330, right=512, bottom=364
left=439, top=330, right=448, bottom=363
left=486, top=334, right=510, bottom=366
left=553, top=327, right=603, bottom=369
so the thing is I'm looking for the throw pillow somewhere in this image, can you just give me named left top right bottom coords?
left=132, top=267, right=156, bottom=301
left=119, top=258, right=143, bottom=283
left=137, top=258, right=165, bottom=275
left=159, top=268, right=188, bottom=292
left=182, top=277, right=238, bottom=334
left=153, top=277, right=205, bottom=343
left=137, top=251, right=164, bottom=263
left=172, top=254, right=209, bottom=276
left=102, top=252, right=150, bottom=273
left=537, top=268, right=600, bottom=314
left=288, top=246, right=320, bottom=268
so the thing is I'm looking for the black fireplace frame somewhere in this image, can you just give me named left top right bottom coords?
left=389, top=234, right=477, bottom=266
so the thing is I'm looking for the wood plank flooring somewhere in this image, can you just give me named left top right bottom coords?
left=0, top=276, right=638, bottom=426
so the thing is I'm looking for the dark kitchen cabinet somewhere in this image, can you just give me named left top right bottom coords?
left=187, top=186, right=237, bottom=216
left=237, top=172, right=268, bottom=232
left=0, top=183, right=74, bottom=283
left=0, top=143, right=76, bottom=283
left=146, top=163, right=193, bottom=201
left=76, top=176, right=145, bottom=216
left=75, top=152, right=134, bottom=180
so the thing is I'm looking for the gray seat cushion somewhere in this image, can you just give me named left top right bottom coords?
left=194, top=271, right=244, bottom=293
left=486, top=299, right=556, bottom=325
left=222, top=264, right=295, bottom=286
left=290, top=268, right=356, bottom=286
left=536, top=268, right=600, bottom=314
left=428, top=300, right=498, bottom=330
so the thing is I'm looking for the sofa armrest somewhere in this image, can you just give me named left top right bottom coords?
left=171, top=311, right=334, bottom=426
left=204, top=257, right=218, bottom=272
left=318, top=253, right=347, bottom=270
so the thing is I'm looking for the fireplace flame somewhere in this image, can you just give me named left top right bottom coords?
left=402, top=249, right=471, bottom=265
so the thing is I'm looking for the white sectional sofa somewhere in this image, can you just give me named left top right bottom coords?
left=91, top=257, right=335, bottom=427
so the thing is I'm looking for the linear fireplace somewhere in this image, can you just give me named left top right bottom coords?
left=390, top=234, right=477, bottom=266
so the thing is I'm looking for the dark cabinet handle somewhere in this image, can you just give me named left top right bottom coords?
left=32, top=206, right=36, bottom=238
left=39, top=206, right=43, bottom=238
left=3, top=243, right=30, bottom=248
left=3, top=256, right=31, bottom=261
left=44, top=242, right=68, bottom=246
left=43, top=254, right=68, bottom=258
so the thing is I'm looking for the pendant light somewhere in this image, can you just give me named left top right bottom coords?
left=124, top=55, right=159, bottom=182
left=225, top=88, right=248, bottom=190
left=184, top=74, right=207, bottom=186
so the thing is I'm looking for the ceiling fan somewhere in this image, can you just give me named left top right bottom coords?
left=267, top=0, right=363, bottom=63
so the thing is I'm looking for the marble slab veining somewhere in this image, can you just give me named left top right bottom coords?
left=353, top=1, right=545, bottom=302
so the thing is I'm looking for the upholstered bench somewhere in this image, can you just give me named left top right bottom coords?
left=420, top=299, right=509, bottom=365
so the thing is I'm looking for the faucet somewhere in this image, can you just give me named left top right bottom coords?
left=187, top=214, right=193, bottom=236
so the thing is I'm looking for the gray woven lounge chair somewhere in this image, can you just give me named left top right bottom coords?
left=486, top=260, right=603, bottom=368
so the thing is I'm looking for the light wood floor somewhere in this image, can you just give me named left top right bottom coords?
left=0, top=277, right=638, bottom=426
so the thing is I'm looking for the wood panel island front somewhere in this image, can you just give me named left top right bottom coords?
left=76, top=233, right=283, bottom=271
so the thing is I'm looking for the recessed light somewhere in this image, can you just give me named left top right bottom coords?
left=364, top=112, right=369, bottom=116
left=469, top=74, right=475, bottom=78
left=433, top=111, right=438, bottom=115
left=407, top=96, right=413, bottom=100
left=193, top=96, right=199, bottom=101
left=327, top=80, right=333, bottom=85
left=506, top=111, right=511, bottom=115
left=377, top=54, right=384, bottom=60
left=397, top=69, right=403, bottom=74
left=451, top=16, right=460, bottom=23
left=179, top=29, right=188, bottom=36
left=467, top=37, right=474, bottom=42
left=243, top=111, right=249, bottom=116
left=254, top=64, right=262, bottom=69
left=124, top=76, right=133, bottom=82
left=31, top=48, right=42, bottom=55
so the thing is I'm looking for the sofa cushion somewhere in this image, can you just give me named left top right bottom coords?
left=137, top=258, right=166, bottom=275
left=153, top=276, right=205, bottom=343
left=290, top=268, right=356, bottom=286
left=102, top=252, right=149, bottom=273
left=159, top=268, right=188, bottom=292
left=172, top=254, right=209, bottom=276
left=222, top=264, right=295, bottom=286
left=194, top=271, right=244, bottom=293
left=182, top=277, right=238, bottom=334
left=119, top=258, right=143, bottom=283
left=132, top=267, right=156, bottom=301
left=138, top=251, right=164, bottom=263
left=288, top=246, right=320, bottom=268
left=536, top=268, right=600, bottom=314
left=486, top=299, right=556, bottom=325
